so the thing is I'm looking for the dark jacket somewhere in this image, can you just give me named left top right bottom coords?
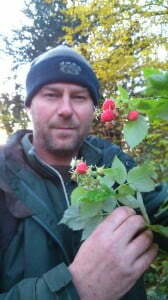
left=0, top=130, right=167, bottom=299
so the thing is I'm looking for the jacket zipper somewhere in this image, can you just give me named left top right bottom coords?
left=33, top=154, right=70, bottom=208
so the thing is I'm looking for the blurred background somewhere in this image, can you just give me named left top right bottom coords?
left=0, top=1, right=168, bottom=297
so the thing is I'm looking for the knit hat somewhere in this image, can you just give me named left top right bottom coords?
left=25, top=45, right=100, bottom=107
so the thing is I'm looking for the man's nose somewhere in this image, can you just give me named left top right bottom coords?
left=57, top=95, right=73, bottom=118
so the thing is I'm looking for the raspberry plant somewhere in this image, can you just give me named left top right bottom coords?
left=60, top=68, right=168, bottom=241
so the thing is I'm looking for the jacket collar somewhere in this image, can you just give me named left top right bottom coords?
left=21, top=132, right=103, bottom=176
left=0, top=130, right=103, bottom=259
left=0, top=130, right=81, bottom=261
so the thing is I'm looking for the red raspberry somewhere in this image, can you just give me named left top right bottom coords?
left=102, top=99, right=116, bottom=110
left=127, top=111, right=139, bottom=121
left=75, top=162, right=88, bottom=174
left=101, top=110, right=117, bottom=122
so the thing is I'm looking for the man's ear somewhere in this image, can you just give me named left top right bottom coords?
left=26, top=107, right=32, bottom=120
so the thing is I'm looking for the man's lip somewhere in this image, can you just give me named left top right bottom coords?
left=56, top=127, right=76, bottom=129
left=52, top=127, right=77, bottom=131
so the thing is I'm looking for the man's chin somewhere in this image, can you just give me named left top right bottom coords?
left=43, top=131, right=86, bottom=155
left=45, top=139, right=80, bottom=156
left=46, top=146, right=78, bottom=157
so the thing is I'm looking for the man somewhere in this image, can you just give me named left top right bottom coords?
left=0, top=45, right=167, bottom=299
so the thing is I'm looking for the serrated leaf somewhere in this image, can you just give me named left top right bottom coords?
left=148, top=73, right=168, bottom=90
left=132, top=98, right=157, bottom=112
left=136, top=192, right=150, bottom=224
left=71, top=186, right=87, bottom=204
left=59, top=205, right=86, bottom=230
left=143, top=68, right=168, bottom=98
left=81, top=215, right=104, bottom=240
left=148, top=224, right=168, bottom=238
left=99, top=168, right=115, bottom=187
left=118, top=195, right=139, bottom=209
left=155, top=102, right=168, bottom=120
left=102, top=197, right=117, bottom=213
left=155, top=198, right=168, bottom=217
left=117, top=184, right=139, bottom=209
left=85, top=185, right=113, bottom=203
left=127, top=164, right=156, bottom=192
left=117, top=85, right=129, bottom=103
left=123, top=115, right=149, bottom=148
left=117, top=184, right=135, bottom=197
left=139, top=162, right=157, bottom=180
left=80, top=201, right=103, bottom=218
left=143, top=67, right=161, bottom=79
left=111, top=156, right=127, bottom=184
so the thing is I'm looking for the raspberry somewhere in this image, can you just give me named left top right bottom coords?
left=102, top=99, right=116, bottom=110
left=127, top=111, right=139, bottom=121
left=75, top=162, right=88, bottom=174
left=101, top=110, right=117, bottom=122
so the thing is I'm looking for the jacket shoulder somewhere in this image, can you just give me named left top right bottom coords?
left=0, top=189, right=19, bottom=256
left=86, top=135, right=136, bottom=170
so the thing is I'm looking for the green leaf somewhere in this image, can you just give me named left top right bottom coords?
left=148, top=224, right=168, bottom=238
left=143, top=67, right=161, bottom=79
left=80, top=201, right=103, bottom=218
left=117, top=184, right=135, bottom=197
left=123, top=115, right=149, bottom=148
left=155, top=198, right=168, bottom=217
left=99, top=168, right=115, bottom=187
left=118, top=195, right=139, bottom=209
left=155, top=102, right=168, bottom=120
left=127, top=164, right=156, bottom=192
left=102, top=197, right=117, bottom=212
left=148, top=73, right=168, bottom=90
left=72, top=185, right=113, bottom=204
left=71, top=186, right=87, bottom=205
left=132, top=98, right=158, bottom=112
left=143, top=68, right=168, bottom=98
left=136, top=192, right=150, bottom=224
left=59, top=205, right=86, bottom=230
left=117, top=184, right=139, bottom=208
left=138, top=161, right=157, bottom=180
left=117, top=85, right=129, bottom=104
left=111, top=156, right=127, bottom=184
left=81, top=215, right=104, bottom=240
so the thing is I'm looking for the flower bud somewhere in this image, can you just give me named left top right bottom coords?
left=102, top=98, right=116, bottom=110
left=101, top=110, right=117, bottom=122
left=76, top=162, right=88, bottom=174
left=127, top=111, right=139, bottom=121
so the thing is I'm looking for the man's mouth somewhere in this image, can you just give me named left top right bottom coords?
left=56, top=127, right=76, bottom=130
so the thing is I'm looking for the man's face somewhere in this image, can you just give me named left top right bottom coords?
left=28, top=82, right=95, bottom=157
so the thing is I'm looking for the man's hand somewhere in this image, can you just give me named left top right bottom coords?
left=69, top=206, right=158, bottom=300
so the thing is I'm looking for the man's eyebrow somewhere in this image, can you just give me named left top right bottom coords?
left=41, top=86, right=59, bottom=92
left=41, top=86, right=89, bottom=93
left=71, top=87, right=90, bottom=93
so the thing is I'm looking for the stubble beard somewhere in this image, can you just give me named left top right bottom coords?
left=36, top=126, right=90, bottom=158
left=44, top=132, right=82, bottom=157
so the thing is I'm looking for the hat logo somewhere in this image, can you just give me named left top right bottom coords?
left=59, top=61, right=82, bottom=75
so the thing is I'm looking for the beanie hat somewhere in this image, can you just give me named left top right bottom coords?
left=25, top=45, right=100, bottom=107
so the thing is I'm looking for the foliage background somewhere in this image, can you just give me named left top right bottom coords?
left=0, top=0, right=168, bottom=298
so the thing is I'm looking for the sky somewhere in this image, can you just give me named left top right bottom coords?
left=0, top=1, right=24, bottom=35
left=0, top=0, right=26, bottom=143
left=0, top=0, right=26, bottom=90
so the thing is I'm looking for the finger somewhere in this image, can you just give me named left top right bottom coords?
left=128, top=229, right=154, bottom=260
left=113, top=214, right=146, bottom=245
left=134, top=243, right=158, bottom=275
left=101, top=206, right=136, bottom=232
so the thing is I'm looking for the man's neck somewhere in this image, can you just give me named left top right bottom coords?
left=35, top=147, right=78, bottom=166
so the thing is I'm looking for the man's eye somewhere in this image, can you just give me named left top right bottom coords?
left=44, top=93, right=58, bottom=98
left=73, top=95, right=86, bottom=101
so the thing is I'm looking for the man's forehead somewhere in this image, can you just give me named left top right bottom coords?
left=41, top=83, right=90, bottom=93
